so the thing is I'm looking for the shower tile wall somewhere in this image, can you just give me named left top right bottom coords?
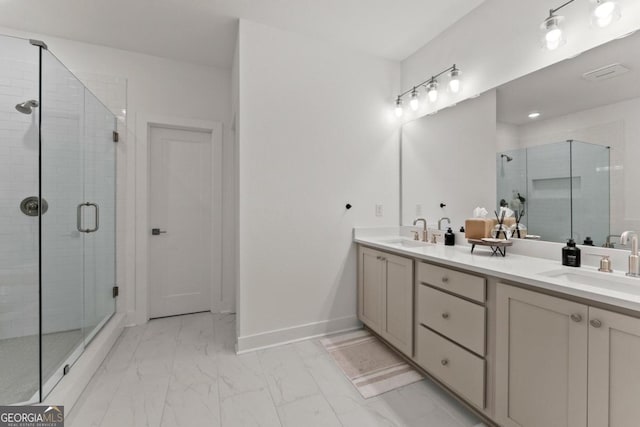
left=526, top=142, right=572, bottom=242
left=0, top=46, right=126, bottom=341
left=0, top=44, right=39, bottom=340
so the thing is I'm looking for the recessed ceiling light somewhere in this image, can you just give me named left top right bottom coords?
left=528, top=112, right=541, bottom=119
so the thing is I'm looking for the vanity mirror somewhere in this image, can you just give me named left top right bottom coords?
left=402, top=29, right=640, bottom=246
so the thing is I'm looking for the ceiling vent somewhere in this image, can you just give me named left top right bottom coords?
left=582, top=63, right=630, bottom=81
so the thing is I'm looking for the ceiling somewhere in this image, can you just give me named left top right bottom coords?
left=498, top=30, right=640, bottom=126
left=0, top=0, right=485, bottom=69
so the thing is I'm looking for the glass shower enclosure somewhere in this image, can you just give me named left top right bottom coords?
left=0, top=35, right=116, bottom=404
left=497, top=140, right=610, bottom=244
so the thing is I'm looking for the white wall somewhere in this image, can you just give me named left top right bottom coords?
left=402, top=91, right=497, bottom=229
left=0, top=26, right=234, bottom=322
left=236, top=20, right=400, bottom=350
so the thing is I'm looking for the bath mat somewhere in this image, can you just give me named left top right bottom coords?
left=320, top=329, right=423, bottom=398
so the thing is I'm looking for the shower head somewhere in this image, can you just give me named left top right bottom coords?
left=501, top=154, right=513, bottom=162
left=15, top=99, right=39, bottom=115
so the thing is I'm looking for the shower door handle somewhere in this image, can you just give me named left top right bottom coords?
left=77, top=202, right=100, bottom=233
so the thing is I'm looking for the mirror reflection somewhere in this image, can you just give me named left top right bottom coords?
left=401, top=29, right=640, bottom=247
left=497, top=140, right=610, bottom=244
left=496, top=29, right=640, bottom=246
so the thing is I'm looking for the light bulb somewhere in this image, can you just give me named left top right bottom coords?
left=427, top=80, right=438, bottom=103
left=394, top=97, right=403, bottom=118
left=591, top=0, right=620, bottom=28
left=409, top=88, right=420, bottom=111
left=541, top=14, right=566, bottom=51
left=449, top=67, right=461, bottom=94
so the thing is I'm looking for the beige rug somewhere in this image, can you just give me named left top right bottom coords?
left=320, top=329, right=423, bottom=398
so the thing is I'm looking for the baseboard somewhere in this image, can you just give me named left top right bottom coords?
left=44, top=313, right=126, bottom=412
left=236, top=315, right=362, bottom=354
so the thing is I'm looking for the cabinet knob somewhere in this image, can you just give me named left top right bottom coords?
left=442, top=312, right=450, bottom=319
left=441, top=359, right=449, bottom=366
left=441, top=277, right=449, bottom=283
left=570, top=314, right=582, bottom=323
left=590, top=319, right=602, bottom=328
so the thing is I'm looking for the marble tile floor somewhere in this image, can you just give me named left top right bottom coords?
left=68, top=312, right=485, bottom=427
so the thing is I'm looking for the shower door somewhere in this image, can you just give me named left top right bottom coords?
left=40, top=50, right=116, bottom=399
left=82, top=88, right=116, bottom=344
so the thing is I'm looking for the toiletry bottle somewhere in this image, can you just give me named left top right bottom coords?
left=583, top=236, right=594, bottom=246
left=562, top=239, right=581, bottom=267
left=445, top=228, right=455, bottom=246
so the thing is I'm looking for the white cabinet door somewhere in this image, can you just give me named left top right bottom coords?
left=358, top=246, right=413, bottom=356
left=588, top=307, right=640, bottom=427
left=495, top=284, right=588, bottom=427
left=383, top=252, right=413, bottom=356
left=358, top=246, right=385, bottom=332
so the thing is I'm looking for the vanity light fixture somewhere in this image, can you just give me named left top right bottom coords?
left=426, top=79, right=439, bottom=103
left=394, top=96, right=404, bottom=117
left=393, top=64, right=461, bottom=117
left=449, top=66, right=462, bottom=94
left=528, top=112, right=541, bottom=119
left=409, top=87, right=420, bottom=111
left=591, top=0, right=621, bottom=28
left=541, top=0, right=622, bottom=50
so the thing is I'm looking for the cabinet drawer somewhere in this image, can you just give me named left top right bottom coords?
left=418, top=285, right=486, bottom=355
left=417, top=262, right=486, bottom=303
left=416, top=325, right=485, bottom=409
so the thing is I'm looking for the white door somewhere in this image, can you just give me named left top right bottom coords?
left=149, top=126, right=215, bottom=318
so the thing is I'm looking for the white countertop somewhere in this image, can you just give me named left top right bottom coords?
left=354, top=228, right=640, bottom=314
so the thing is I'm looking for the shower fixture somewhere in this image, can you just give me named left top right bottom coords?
left=501, top=154, right=513, bottom=162
left=15, top=99, right=39, bottom=114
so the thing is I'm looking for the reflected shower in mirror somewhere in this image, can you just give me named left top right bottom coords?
left=497, top=140, right=610, bottom=244
left=495, top=28, right=640, bottom=245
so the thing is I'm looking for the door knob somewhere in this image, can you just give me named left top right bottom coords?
left=151, top=228, right=167, bottom=235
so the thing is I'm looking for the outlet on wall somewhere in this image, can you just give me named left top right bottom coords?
left=416, top=204, right=422, bottom=216
left=375, top=204, right=383, bottom=217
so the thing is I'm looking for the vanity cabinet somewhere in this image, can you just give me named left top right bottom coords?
left=415, top=261, right=487, bottom=409
left=588, top=307, right=640, bottom=426
left=357, top=246, right=413, bottom=357
left=495, top=284, right=588, bottom=427
left=496, top=284, right=640, bottom=427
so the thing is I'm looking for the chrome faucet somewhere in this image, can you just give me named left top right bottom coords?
left=620, top=231, right=639, bottom=277
left=603, top=234, right=621, bottom=248
left=413, top=218, right=428, bottom=242
left=438, top=217, right=451, bottom=230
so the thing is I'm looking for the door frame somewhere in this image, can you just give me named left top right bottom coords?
left=134, top=114, right=222, bottom=324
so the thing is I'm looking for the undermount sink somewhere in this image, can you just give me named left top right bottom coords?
left=539, top=268, right=640, bottom=293
left=378, top=237, right=433, bottom=248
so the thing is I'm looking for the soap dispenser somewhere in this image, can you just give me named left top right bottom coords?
left=562, top=239, right=581, bottom=267
left=445, top=227, right=455, bottom=246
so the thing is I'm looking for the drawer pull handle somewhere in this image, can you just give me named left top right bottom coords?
left=570, top=314, right=582, bottom=323
left=441, top=277, right=449, bottom=283
left=442, top=312, right=449, bottom=319
left=441, top=359, right=449, bottom=366
left=590, top=319, right=602, bottom=328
